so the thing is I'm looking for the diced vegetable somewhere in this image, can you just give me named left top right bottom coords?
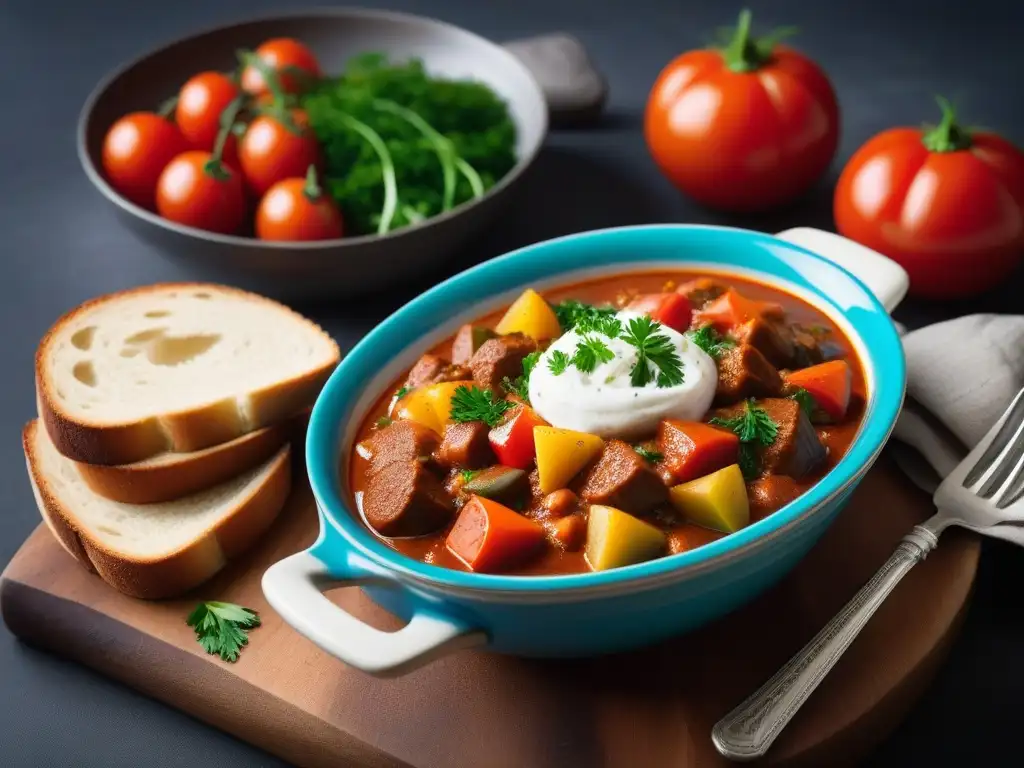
left=488, top=404, right=548, bottom=469
left=452, top=324, right=497, bottom=364
left=657, top=420, right=740, bottom=484
left=784, top=360, right=852, bottom=422
left=696, top=289, right=783, bottom=332
left=463, top=466, right=529, bottom=505
left=668, top=464, right=750, bottom=534
left=545, top=514, right=586, bottom=551
left=625, top=292, right=693, bottom=332
left=393, top=380, right=472, bottom=433
left=534, top=426, right=605, bottom=494
left=495, top=288, right=562, bottom=341
left=425, top=380, right=474, bottom=426
left=585, top=504, right=668, bottom=571
left=446, top=495, right=545, bottom=573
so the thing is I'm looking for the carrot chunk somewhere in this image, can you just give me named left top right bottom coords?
left=446, top=495, right=546, bottom=573
left=657, top=420, right=740, bottom=485
left=695, top=289, right=783, bottom=332
left=785, top=360, right=853, bottom=421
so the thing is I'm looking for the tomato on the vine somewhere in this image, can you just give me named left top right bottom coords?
left=835, top=98, right=1024, bottom=299
left=101, top=112, right=189, bottom=209
left=238, top=110, right=321, bottom=196
left=255, top=166, right=344, bottom=241
left=241, top=38, right=321, bottom=96
left=644, top=10, right=839, bottom=212
left=175, top=72, right=240, bottom=151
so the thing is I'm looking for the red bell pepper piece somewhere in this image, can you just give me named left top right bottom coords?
left=785, top=360, right=853, bottom=421
left=656, top=420, right=740, bottom=484
left=625, top=292, right=693, bottom=332
left=488, top=404, right=548, bottom=469
left=446, top=495, right=546, bottom=572
left=695, top=289, right=783, bottom=332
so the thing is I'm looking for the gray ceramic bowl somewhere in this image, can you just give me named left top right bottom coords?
left=78, top=8, right=548, bottom=301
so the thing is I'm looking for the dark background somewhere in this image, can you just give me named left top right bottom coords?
left=2, top=0, right=1023, bottom=765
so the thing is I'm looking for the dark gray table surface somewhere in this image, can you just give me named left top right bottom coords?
left=2, top=0, right=1022, bottom=765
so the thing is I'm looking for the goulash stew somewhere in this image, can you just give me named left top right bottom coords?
left=349, top=272, right=866, bottom=576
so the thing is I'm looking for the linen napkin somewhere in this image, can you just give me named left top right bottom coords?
left=891, top=314, right=1024, bottom=491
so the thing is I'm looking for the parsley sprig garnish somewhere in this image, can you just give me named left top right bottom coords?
left=553, top=300, right=617, bottom=332
left=186, top=601, right=260, bottom=663
left=686, top=325, right=736, bottom=361
left=548, top=350, right=572, bottom=375
left=449, top=384, right=512, bottom=427
left=502, top=350, right=540, bottom=402
left=620, top=315, right=685, bottom=388
left=572, top=335, right=615, bottom=373
left=709, top=400, right=779, bottom=479
left=394, top=386, right=410, bottom=400
left=634, top=445, right=664, bottom=463
left=790, top=387, right=817, bottom=419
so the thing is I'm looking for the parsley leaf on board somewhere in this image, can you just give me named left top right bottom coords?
left=548, top=350, right=572, bottom=375
left=620, top=315, right=685, bottom=388
left=634, top=445, right=664, bottom=463
left=572, top=335, right=615, bottom=374
left=553, top=300, right=617, bottom=333
left=686, top=325, right=736, bottom=361
left=709, top=400, right=779, bottom=479
left=186, top=602, right=261, bottom=663
left=449, top=385, right=512, bottom=427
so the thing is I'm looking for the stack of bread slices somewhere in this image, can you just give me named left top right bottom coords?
left=23, top=283, right=340, bottom=599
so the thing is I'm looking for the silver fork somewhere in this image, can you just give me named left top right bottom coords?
left=712, top=387, right=1024, bottom=761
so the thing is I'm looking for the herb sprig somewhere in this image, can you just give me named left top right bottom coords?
left=634, top=445, right=664, bottom=464
left=186, top=602, right=261, bottom=663
left=709, top=400, right=779, bottom=479
left=686, top=325, right=736, bottom=360
left=449, top=384, right=512, bottom=427
left=790, top=387, right=817, bottom=419
left=572, top=335, right=615, bottom=373
left=620, top=316, right=685, bottom=388
left=502, top=350, right=540, bottom=402
left=553, top=300, right=617, bottom=332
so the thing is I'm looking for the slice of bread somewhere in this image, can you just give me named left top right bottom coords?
left=24, top=420, right=292, bottom=600
left=37, top=282, right=339, bottom=466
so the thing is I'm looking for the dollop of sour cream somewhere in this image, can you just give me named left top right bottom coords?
left=528, top=310, right=717, bottom=439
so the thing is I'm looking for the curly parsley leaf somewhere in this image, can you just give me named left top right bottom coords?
left=394, top=386, right=410, bottom=400
left=572, top=335, right=615, bottom=374
left=737, top=444, right=760, bottom=480
left=620, top=315, right=685, bottom=388
left=709, top=400, right=779, bottom=479
left=634, top=445, right=663, bottom=464
left=553, top=300, right=617, bottom=332
left=186, top=602, right=261, bottom=663
left=449, top=385, right=512, bottom=427
left=790, top=387, right=817, bottom=419
left=686, top=325, right=736, bottom=361
left=502, top=350, right=541, bottom=402
left=548, top=350, right=572, bottom=375
left=460, top=469, right=478, bottom=483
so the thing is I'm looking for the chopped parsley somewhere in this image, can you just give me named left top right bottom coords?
left=374, top=416, right=393, bottom=429
left=502, top=350, right=541, bottom=401
left=620, top=315, right=685, bottom=388
left=460, top=469, right=478, bottom=483
left=449, top=384, right=512, bottom=427
left=790, top=387, right=817, bottom=419
left=586, top=314, right=624, bottom=338
left=552, top=299, right=616, bottom=332
left=686, top=325, right=736, bottom=360
left=186, top=601, right=260, bottom=663
left=394, top=386, right=410, bottom=400
left=548, top=350, right=572, bottom=375
left=572, top=335, right=615, bottom=374
left=634, top=445, right=663, bottom=463
left=709, top=400, right=779, bottom=480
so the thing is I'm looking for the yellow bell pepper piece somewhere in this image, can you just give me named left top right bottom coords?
left=585, top=505, right=667, bottom=571
left=495, top=288, right=562, bottom=340
left=391, top=380, right=472, bottom=434
left=426, top=380, right=473, bottom=427
left=534, top=426, right=604, bottom=494
left=669, top=464, right=750, bottom=534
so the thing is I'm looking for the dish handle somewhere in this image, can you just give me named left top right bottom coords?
left=262, top=548, right=486, bottom=677
left=774, top=228, right=909, bottom=314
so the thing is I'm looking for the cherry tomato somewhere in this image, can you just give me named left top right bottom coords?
left=155, top=150, right=246, bottom=235
left=101, top=112, right=189, bottom=209
left=256, top=166, right=344, bottom=241
left=175, top=72, right=240, bottom=151
left=644, top=10, right=839, bottom=212
left=239, top=110, right=321, bottom=196
left=241, top=38, right=321, bottom=96
left=835, top=98, right=1024, bottom=299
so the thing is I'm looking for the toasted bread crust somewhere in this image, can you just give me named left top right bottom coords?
left=23, top=421, right=292, bottom=600
left=35, top=282, right=339, bottom=465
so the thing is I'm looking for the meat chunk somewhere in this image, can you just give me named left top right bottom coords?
left=405, top=354, right=471, bottom=389
left=758, top=398, right=826, bottom=478
left=468, top=333, right=538, bottom=393
left=790, top=325, right=825, bottom=368
left=676, top=278, right=727, bottom=310
left=452, top=324, right=497, bottom=365
left=715, top=344, right=783, bottom=405
left=365, top=420, right=440, bottom=475
left=362, top=460, right=454, bottom=537
left=434, top=421, right=494, bottom=469
left=732, top=318, right=795, bottom=369
left=578, top=440, right=668, bottom=514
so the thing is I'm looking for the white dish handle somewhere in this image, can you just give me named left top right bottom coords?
left=775, top=228, right=909, bottom=314
left=262, top=550, right=485, bottom=677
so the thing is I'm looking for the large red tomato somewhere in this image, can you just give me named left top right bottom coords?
left=645, top=10, right=839, bottom=212
left=835, top=98, right=1024, bottom=299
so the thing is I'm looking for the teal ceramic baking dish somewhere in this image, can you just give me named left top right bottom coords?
left=263, top=225, right=909, bottom=677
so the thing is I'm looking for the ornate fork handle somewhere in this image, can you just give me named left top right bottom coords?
left=712, top=524, right=940, bottom=761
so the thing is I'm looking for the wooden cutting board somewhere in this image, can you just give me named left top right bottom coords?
left=0, top=454, right=978, bottom=768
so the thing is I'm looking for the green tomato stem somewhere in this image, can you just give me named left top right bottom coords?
left=303, top=164, right=323, bottom=201
left=720, top=9, right=797, bottom=73
left=204, top=94, right=245, bottom=181
left=157, top=95, right=178, bottom=120
left=921, top=96, right=973, bottom=152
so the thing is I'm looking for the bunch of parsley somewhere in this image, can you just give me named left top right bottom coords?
left=301, top=54, right=517, bottom=235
